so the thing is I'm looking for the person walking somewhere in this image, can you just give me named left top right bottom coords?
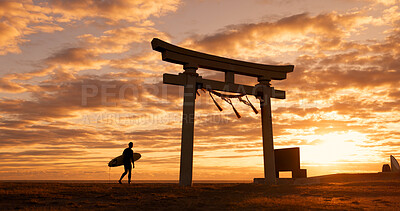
left=119, top=142, right=134, bottom=184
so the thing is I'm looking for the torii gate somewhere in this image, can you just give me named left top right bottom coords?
left=151, top=38, right=294, bottom=186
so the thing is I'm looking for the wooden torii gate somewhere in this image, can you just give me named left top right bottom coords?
left=151, top=38, right=294, bottom=186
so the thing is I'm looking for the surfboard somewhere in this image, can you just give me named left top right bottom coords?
left=108, top=153, right=141, bottom=167
left=391, top=155, right=400, bottom=172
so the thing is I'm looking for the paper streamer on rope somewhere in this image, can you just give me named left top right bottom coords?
left=221, top=97, right=241, bottom=118
left=196, top=88, right=207, bottom=98
left=239, top=95, right=259, bottom=114
left=209, top=92, right=223, bottom=111
left=206, top=88, right=259, bottom=118
left=208, top=89, right=245, bottom=99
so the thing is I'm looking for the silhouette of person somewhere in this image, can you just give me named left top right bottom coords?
left=119, top=142, right=134, bottom=184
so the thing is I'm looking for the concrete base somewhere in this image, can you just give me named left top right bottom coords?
left=254, top=177, right=320, bottom=185
left=253, top=178, right=267, bottom=184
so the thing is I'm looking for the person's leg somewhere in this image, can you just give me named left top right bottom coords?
left=128, top=166, right=132, bottom=184
left=119, top=166, right=129, bottom=183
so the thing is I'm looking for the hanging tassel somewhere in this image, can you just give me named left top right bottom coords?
left=209, top=92, right=223, bottom=111
left=246, top=95, right=258, bottom=114
left=231, top=104, right=241, bottom=118
left=196, top=89, right=201, bottom=96
left=201, top=88, right=207, bottom=93
left=238, top=96, right=259, bottom=114
left=222, top=97, right=241, bottom=118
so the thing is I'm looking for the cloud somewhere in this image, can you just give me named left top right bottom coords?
left=0, top=0, right=178, bottom=56
left=46, top=48, right=103, bottom=70
left=0, top=78, right=27, bottom=93
left=0, top=1, right=62, bottom=55
left=366, top=0, right=399, bottom=6
left=0, top=21, right=27, bottom=54
left=49, top=0, right=181, bottom=23
left=0, top=76, right=151, bottom=120
left=181, top=11, right=377, bottom=59
left=1, top=1, right=400, bottom=180
left=0, top=24, right=169, bottom=92
left=78, top=26, right=169, bottom=54
left=0, top=149, right=85, bottom=157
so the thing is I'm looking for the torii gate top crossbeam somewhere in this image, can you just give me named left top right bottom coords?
left=151, top=38, right=294, bottom=80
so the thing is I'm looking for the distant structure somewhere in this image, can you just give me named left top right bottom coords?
left=382, top=164, right=391, bottom=172
left=274, top=147, right=307, bottom=178
left=381, top=155, right=400, bottom=173
left=391, top=155, right=400, bottom=172
left=152, top=38, right=294, bottom=186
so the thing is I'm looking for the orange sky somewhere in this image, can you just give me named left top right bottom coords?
left=0, top=0, right=399, bottom=180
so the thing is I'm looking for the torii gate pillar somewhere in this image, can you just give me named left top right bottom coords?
left=179, top=64, right=198, bottom=187
left=258, top=80, right=277, bottom=185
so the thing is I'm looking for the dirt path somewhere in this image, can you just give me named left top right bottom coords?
left=1, top=176, right=400, bottom=210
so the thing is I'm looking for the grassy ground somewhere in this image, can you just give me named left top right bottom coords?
left=1, top=173, right=400, bottom=210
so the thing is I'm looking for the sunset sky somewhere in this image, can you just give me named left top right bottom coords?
left=0, top=0, right=399, bottom=181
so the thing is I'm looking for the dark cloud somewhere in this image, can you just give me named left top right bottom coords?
left=183, top=12, right=368, bottom=57
left=46, top=47, right=99, bottom=67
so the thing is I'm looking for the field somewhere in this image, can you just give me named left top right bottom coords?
left=1, top=173, right=400, bottom=210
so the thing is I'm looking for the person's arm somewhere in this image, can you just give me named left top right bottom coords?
left=122, top=149, right=126, bottom=158
left=131, top=151, right=135, bottom=168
